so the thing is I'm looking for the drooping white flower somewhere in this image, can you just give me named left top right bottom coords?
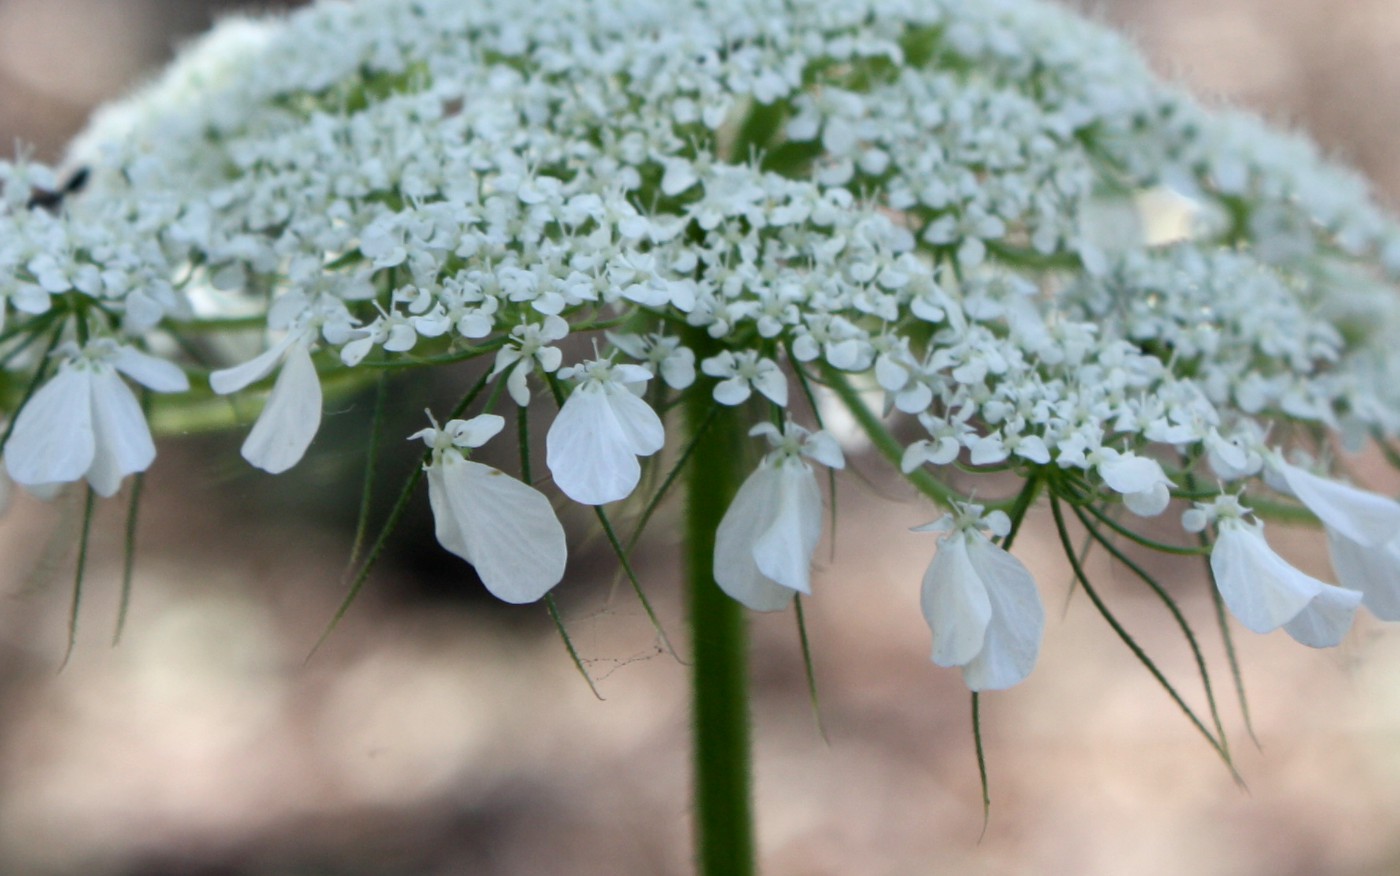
left=1326, top=532, right=1400, bottom=621
left=1267, top=454, right=1400, bottom=547
left=1186, top=495, right=1362, bottom=647
left=411, top=411, right=567, bottom=603
left=545, top=357, right=664, bottom=505
left=714, top=422, right=845, bottom=611
left=210, top=325, right=320, bottom=474
left=914, top=503, right=1044, bottom=691
left=1091, top=447, right=1173, bottom=517
left=5, top=339, right=189, bottom=497
left=209, top=292, right=356, bottom=474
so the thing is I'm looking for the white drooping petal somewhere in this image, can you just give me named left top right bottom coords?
left=239, top=341, right=322, bottom=473
left=1210, top=521, right=1330, bottom=635
left=1123, top=481, right=1171, bottom=517
left=1281, top=583, right=1362, bottom=648
left=112, top=346, right=190, bottom=393
left=714, top=465, right=798, bottom=611
left=920, top=534, right=992, bottom=668
left=1326, top=530, right=1400, bottom=621
left=84, top=368, right=156, bottom=497
left=801, top=431, right=846, bottom=470
left=751, top=462, right=822, bottom=595
left=5, top=366, right=95, bottom=487
left=959, top=534, right=1044, bottom=691
left=545, top=382, right=663, bottom=505
left=209, top=331, right=297, bottom=394
left=713, top=377, right=752, bottom=406
left=1273, top=459, right=1400, bottom=548
left=1099, top=452, right=1169, bottom=495
left=426, top=454, right=567, bottom=603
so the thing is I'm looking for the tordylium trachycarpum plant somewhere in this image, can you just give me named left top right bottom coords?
left=6, top=0, right=1400, bottom=870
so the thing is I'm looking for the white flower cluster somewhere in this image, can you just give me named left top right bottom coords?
left=4, top=0, right=1400, bottom=690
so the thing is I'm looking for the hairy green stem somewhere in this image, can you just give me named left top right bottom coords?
left=686, top=345, right=755, bottom=876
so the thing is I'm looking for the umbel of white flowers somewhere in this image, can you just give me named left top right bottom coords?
left=5, top=0, right=1400, bottom=696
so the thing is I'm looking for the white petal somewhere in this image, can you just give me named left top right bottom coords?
left=1211, top=523, right=1323, bottom=634
left=428, top=455, right=567, bottom=603
left=1100, top=454, right=1167, bottom=495
left=84, top=369, right=155, bottom=497
left=1282, top=584, right=1362, bottom=648
left=713, top=377, right=752, bottom=406
left=753, top=369, right=789, bottom=407
left=1326, top=529, right=1400, bottom=621
left=714, top=465, right=795, bottom=611
left=802, top=431, right=845, bottom=470
left=448, top=414, right=505, bottom=449
left=546, top=386, right=641, bottom=505
left=111, top=346, right=189, bottom=393
left=210, top=333, right=295, bottom=394
left=751, top=463, right=822, bottom=595
left=1276, top=460, right=1400, bottom=547
left=1123, top=482, right=1171, bottom=517
left=960, top=535, right=1044, bottom=691
left=5, top=366, right=95, bottom=487
left=920, top=535, right=992, bottom=668
left=240, top=343, right=322, bottom=474
left=603, top=385, right=665, bottom=456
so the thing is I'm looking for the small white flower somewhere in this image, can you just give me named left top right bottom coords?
left=714, top=422, right=844, bottom=611
left=5, top=339, right=189, bottom=497
left=1189, top=496, right=1362, bottom=647
left=411, top=411, right=567, bottom=603
left=545, top=358, right=664, bottom=505
left=700, top=350, right=788, bottom=407
left=489, top=315, right=569, bottom=406
left=914, top=504, right=1044, bottom=691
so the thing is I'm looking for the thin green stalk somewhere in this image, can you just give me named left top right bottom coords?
left=113, top=471, right=144, bottom=645
left=63, top=486, right=97, bottom=669
left=686, top=356, right=755, bottom=876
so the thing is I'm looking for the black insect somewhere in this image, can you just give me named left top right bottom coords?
left=27, top=166, right=89, bottom=211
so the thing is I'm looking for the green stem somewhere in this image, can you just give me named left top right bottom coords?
left=686, top=348, right=755, bottom=876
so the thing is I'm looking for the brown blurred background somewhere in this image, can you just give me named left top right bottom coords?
left=4, top=1, right=1400, bottom=874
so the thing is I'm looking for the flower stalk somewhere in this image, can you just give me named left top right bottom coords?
left=685, top=346, right=756, bottom=876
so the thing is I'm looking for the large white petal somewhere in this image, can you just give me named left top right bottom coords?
left=209, top=332, right=296, bottom=395
left=239, top=342, right=322, bottom=474
left=714, top=465, right=795, bottom=611
left=433, top=456, right=566, bottom=603
left=1099, top=454, right=1167, bottom=495
left=84, top=369, right=155, bottom=497
left=1211, top=523, right=1322, bottom=634
left=546, top=386, right=639, bottom=505
left=961, top=535, right=1044, bottom=691
left=5, top=366, right=95, bottom=487
left=1282, top=584, right=1362, bottom=648
left=604, top=385, right=665, bottom=456
left=751, top=463, right=822, bottom=595
left=1276, top=460, right=1400, bottom=547
left=112, top=346, right=189, bottom=393
left=920, top=535, right=992, bottom=668
left=1326, top=529, right=1400, bottom=621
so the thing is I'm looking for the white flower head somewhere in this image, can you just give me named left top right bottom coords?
left=545, top=357, right=664, bottom=505
left=1189, top=494, right=1362, bottom=647
left=411, top=410, right=567, bottom=604
left=6, top=339, right=189, bottom=497
left=914, top=503, right=1043, bottom=691
left=714, top=421, right=844, bottom=611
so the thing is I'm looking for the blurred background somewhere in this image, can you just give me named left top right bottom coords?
left=4, top=1, right=1400, bottom=874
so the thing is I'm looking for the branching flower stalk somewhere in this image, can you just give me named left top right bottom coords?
left=7, top=0, right=1400, bottom=871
